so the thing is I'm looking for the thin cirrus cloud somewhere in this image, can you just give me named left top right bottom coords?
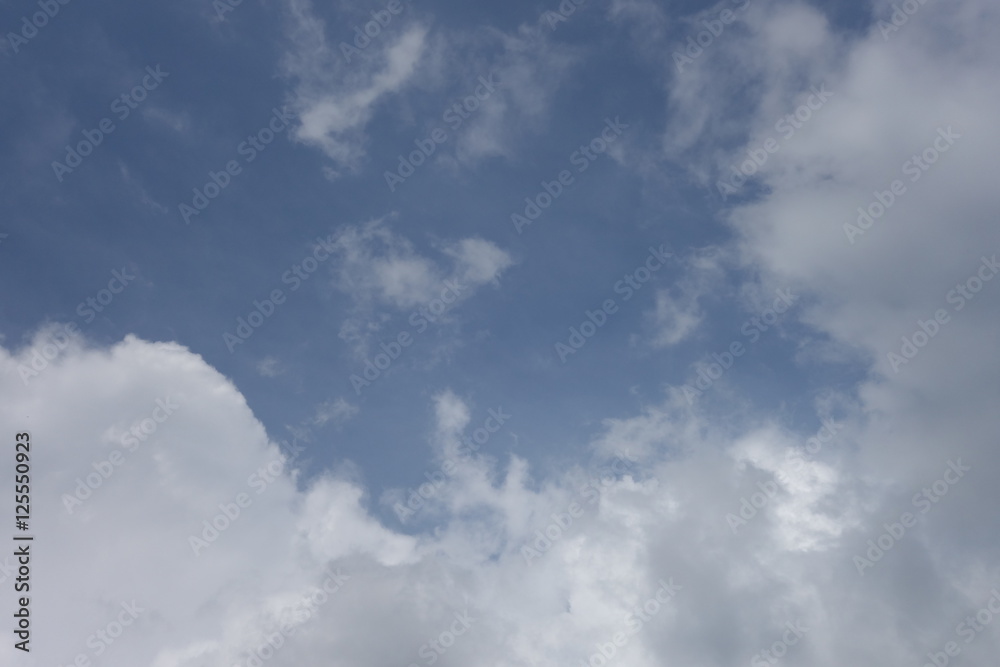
left=281, top=0, right=430, bottom=172
left=280, top=0, right=580, bottom=175
left=327, top=218, right=514, bottom=312
left=325, top=218, right=513, bottom=361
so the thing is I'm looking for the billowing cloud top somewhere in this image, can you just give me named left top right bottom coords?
left=2, top=0, right=1000, bottom=665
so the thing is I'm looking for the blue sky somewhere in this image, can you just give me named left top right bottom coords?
left=2, top=0, right=1000, bottom=665
left=0, top=0, right=849, bottom=490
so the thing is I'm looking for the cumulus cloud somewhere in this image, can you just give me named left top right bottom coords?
left=2, top=318, right=998, bottom=667
left=659, top=0, right=1000, bottom=481
left=6, top=2, right=1000, bottom=667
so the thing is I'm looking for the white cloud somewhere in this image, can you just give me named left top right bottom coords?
left=281, top=0, right=428, bottom=169
left=1, top=330, right=997, bottom=667
left=256, top=356, right=286, bottom=377
left=660, top=0, right=1000, bottom=479
left=443, top=237, right=516, bottom=287
left=327, top=219, right=513, bottom=360
left=311, top=397, right=359, bottom=426
left=646, top=288, right=704, bottom=346
left=6, top=2, right=1000, bottom=665
left=642, top=247, right=723, bottom=348
left=281, top=0, right=581, bottom=173
left=447, top=23, right=580, bottom=165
